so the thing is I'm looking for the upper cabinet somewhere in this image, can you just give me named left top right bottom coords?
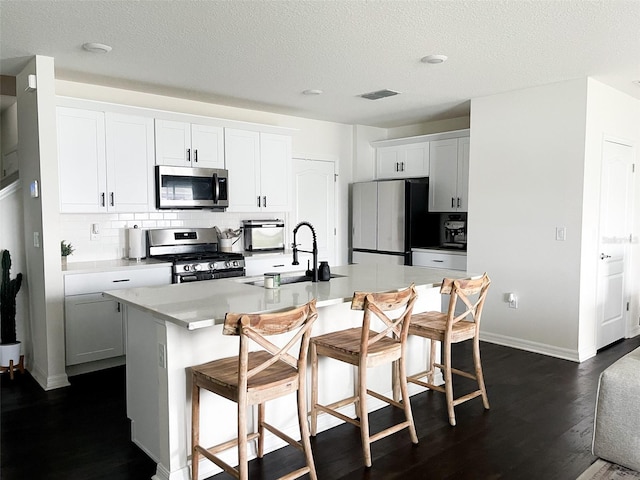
left=57, top=107, right=154, bottom=213
left=225, top=129, right=292, bottom=212
left=376, top=141, right=429, bottom=179
left=154, top=120, right=224, bottom=169
left=428, top=137, right=469, bottom=212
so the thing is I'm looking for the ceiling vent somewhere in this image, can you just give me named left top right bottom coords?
left=359, top=89, right=400, bottom=100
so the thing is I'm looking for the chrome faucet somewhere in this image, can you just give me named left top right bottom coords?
left=292, top=221, right=318, bottom=282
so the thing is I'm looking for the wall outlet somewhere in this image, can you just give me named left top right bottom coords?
left=555, top=226, right=566, bottom=241
left=90, top=223, right=100, bottom=241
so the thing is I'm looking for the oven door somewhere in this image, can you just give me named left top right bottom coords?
left=175, top=268, right=245, bottom=283
left=156, top=166, right=229, bottom=210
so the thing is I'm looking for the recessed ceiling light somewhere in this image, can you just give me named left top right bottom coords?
left=302, top=89, right=323, bottom=95
left=421, top=54, right=448, bottom=64
left=82, top=42, right=112, bottom=54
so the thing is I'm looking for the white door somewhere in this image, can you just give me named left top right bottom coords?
left=225, top=128, right=261, bottom=212
left=292, top=158, right=336, bottom=265
left=596, top=139, right=635, bottom=349
left=429, top=138, right=458, bottom=212
left=154, top=119, right=191, bottom=166
left=261, top=133, right=292, bottom=212
left=191, top=124, right=224, bottom=169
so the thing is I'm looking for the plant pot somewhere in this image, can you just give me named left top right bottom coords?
left=61, top=256, right=68, bottom=267
left=0, top=342, right=21, bottom=367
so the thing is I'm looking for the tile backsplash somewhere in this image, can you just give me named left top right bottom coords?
left=61, top=210, right=289, bottom=262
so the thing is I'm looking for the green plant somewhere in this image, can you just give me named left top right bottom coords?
left=1, top=250, right=23, bottom=345
left=61, top=240, right=74, bottom=257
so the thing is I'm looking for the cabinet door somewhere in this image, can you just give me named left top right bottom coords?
left=154, top=120, right=191, bottom=166
left=105, top=113, right=154, bottom=212
left=428, top=139, right=459, bottom=212
left=457, top=137, right=470, bottom=212
left=376, top=147, right=403, bottom=179
left=225, top=128, right=261, bottom=211
left=57, top=107, right=106, bottom=213
left=65, top=293, right=124, bottom=366
left=402, top=142, right=429, bottom=177
left=259, top=133, right=291, bottom=211
left=352, top=182, right=378, bottom=250
left=191, top=124, right=224, bottom=169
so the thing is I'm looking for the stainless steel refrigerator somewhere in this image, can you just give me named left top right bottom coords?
left=351, top=178, right=436, bottom=265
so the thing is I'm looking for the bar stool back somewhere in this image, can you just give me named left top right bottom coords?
left=310, top=285, right=418, bottom=467
left=190, top=300, right=318, bottom=480
left=407, top=273, right=491, bottom=426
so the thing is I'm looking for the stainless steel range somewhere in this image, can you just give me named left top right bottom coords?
left=147, top=227, right=245, bottom=283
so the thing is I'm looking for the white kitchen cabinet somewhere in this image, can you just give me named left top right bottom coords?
left=64, top=265, right=171, bottom=367
left=376, top=141, right=429, bottom=179
left=244, top=253, right=301, bottom=277
left=428, top=137, right=470, bottom=212
left=412, top=249, right=467, bottom=271
left=57, top=107, right=154, bottom=213
left=225, top=128, right=292, bottom=212
left=155, top=119, right=224, bottom=169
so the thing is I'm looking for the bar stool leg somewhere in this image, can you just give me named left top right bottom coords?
left=191, top=381, right=200, bottom=480
left=398, top=353, right=418, bottom=444
left=358, top=365, right=372, bottom=467
left=258, top=403, right=265, bottom=457
left=443, top=339, right=456, bottom=426
left=473, top=336, right=490, bottom=410
left=297, top=378, right=317, bottom=480
left=428, top=339, right=437, bottom=385
left=310, top=342, right=319, bottom=436
left=238, top=392, right=249, bottom=480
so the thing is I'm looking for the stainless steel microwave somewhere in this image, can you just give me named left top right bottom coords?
left=156, top=165, right=229, bottom=210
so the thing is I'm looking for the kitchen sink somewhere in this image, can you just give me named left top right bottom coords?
left=245, top=273, right=345, bottom=287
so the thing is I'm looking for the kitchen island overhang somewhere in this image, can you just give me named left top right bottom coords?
left=106, top=264, right=472, bottom=480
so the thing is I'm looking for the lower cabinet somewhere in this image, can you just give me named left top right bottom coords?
left=411, top=249, right=467, bottom=271
left=65, top=293, right=124, bottom=365
left=63, top=265, right=171, bottom=367
left=244, top=253, right=301, bottom=277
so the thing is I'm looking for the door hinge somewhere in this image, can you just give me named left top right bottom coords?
left=627, top=302, right=630, bottom=311
left=334, top=228, right=337, bottom=235
left=334, top=173, right=338, bottom=182
left=632, top=164, right=635, bottom=173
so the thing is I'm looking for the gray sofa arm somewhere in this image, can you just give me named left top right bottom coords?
left=592, top=346, right=640, bottom=471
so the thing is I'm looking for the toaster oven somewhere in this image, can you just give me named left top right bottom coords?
left=242, top=220, right=285, bottom=251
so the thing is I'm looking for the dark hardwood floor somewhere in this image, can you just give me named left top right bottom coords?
left=2, top=337, right=639, bottom=480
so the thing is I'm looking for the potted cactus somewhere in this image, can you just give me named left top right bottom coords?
left=0, top=249, right=24, bottom=378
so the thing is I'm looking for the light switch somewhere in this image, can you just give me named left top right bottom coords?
left=33, top=232, right=40, bottom=248
left=555, top=227, right=566, bottom=241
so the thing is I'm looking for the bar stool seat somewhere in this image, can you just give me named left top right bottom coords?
left=310, top=285, right=418, bottom=468
left=190, top=300, right=318, bottom=480
left=408, top=274, right=491, bottom=427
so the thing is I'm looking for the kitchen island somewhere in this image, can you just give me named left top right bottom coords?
left=107, top=263, right=470, bottom=480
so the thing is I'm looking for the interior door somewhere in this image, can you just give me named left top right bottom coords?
left=596, top=139, right=634, bottom=349
left=292, top=158, right=336, bottom=265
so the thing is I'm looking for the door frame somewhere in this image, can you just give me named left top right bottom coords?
left=595, top=135, right=636, bottom=348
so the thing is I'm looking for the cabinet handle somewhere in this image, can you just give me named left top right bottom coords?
left=395, top=162, right=399, bottom=172
left=110, top=192, right=115, bottom=206
left=457, top=197, right=461, bottom=208
left=187, top=148, right=191, bottom=162
left=451, top=197, right=455, bottom=208
left=432, top=260, right=444, bottom=263
left=401, top=162, right=405, bottom=172
left=257, top=196, right=261, bottom=207
left=263, top=196, right=267, bottom=207
left=101, top=192, right=105, bottom=207
left=117, top=302, right=121, bottom=313
left=194, top=149, right=198, bottom=163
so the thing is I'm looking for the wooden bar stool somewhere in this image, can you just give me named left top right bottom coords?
left=190, top=300, right=318, bottom=480
left=407, top=274, right=491, bottom=426
left=310, top=285, right=418, bottom=468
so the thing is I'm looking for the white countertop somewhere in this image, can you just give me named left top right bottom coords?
left=62, top=258, right=172, bottom=275
left=105, top=264, right=469, bottom=330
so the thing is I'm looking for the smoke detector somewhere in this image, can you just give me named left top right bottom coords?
left=82, top=42, right=112, bottom=54
left=421, top=54, right=448, bottom=64
left=359, top=89, right=400, bottom=100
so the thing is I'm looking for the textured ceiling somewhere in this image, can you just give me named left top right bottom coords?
left=1, top=0, right=639, bottom=128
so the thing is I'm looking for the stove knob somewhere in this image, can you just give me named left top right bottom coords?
left=209, top=262, right=217, bottom=270
left=192, top=264, right=202, bottom=271
left=232, top=260, right=239, bottom=267
left=225, top=261, right=232, bottom=268
left=183, top=265, right=190, bottom=272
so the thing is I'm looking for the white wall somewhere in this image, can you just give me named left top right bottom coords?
left=17, top=56, right=69, bottom=389
left=469, top=78, right=640, bottom=362
left=468, top=79, right=589, bottom=361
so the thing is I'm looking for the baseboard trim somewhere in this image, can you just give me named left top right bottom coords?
left=30, top=364, right=70, bottom=390
left=480, top=332, right=582, bottom=363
